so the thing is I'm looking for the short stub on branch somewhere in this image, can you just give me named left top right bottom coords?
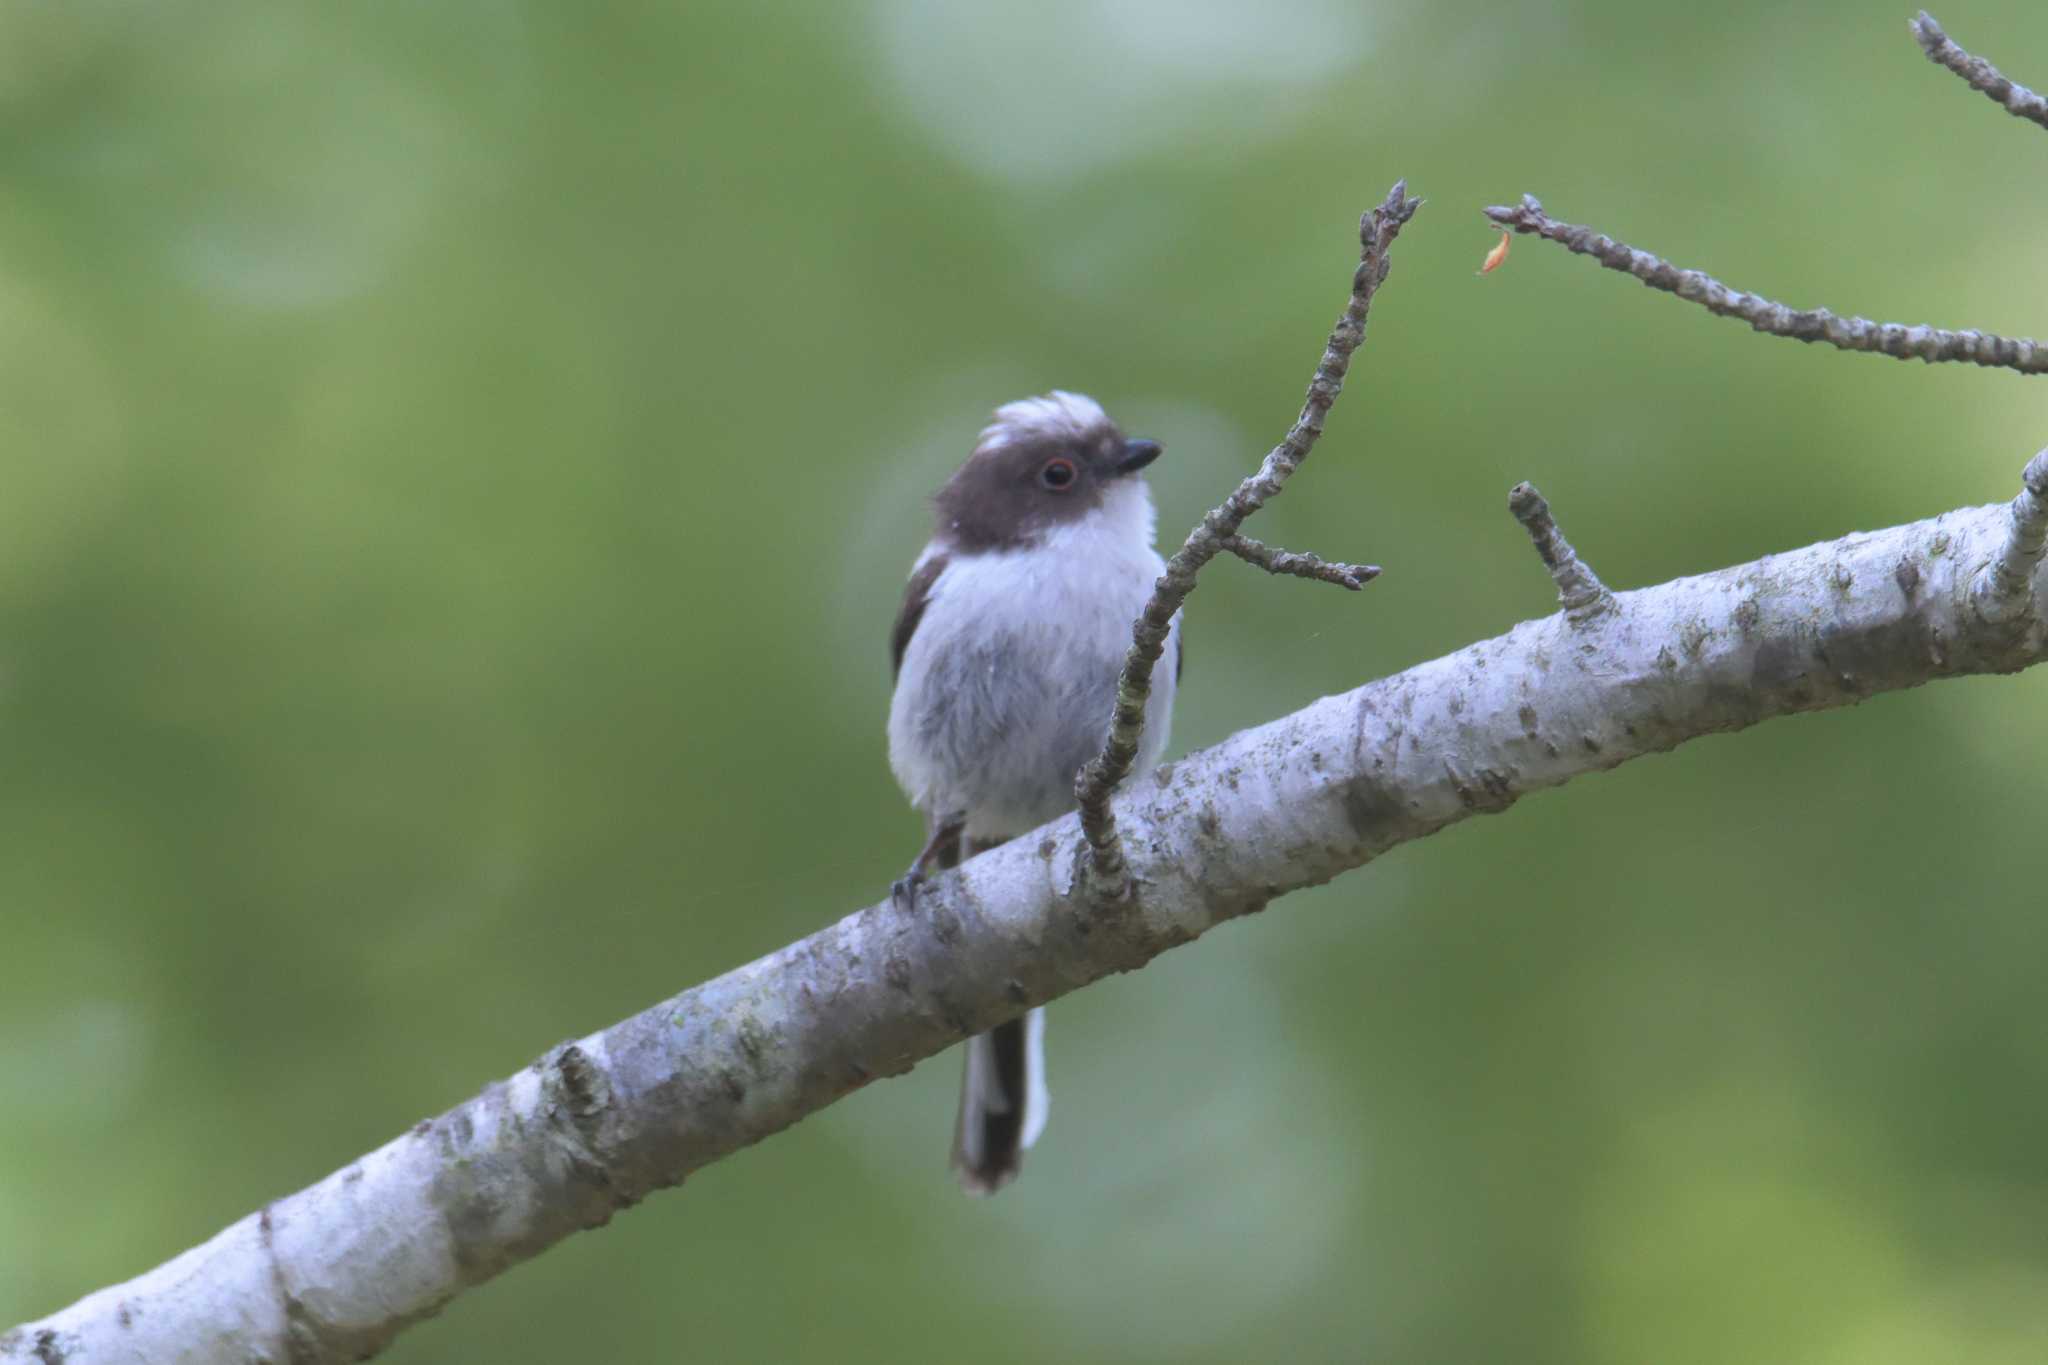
left=1510, top=481, right=1612, bottom=621
left=1972, top=447, right=2048, bottom=627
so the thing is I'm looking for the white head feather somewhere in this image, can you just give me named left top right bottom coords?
left=974, top=390, right=1112, bottom=452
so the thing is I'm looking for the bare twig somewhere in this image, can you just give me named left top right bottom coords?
left=1913, top=12, right=2048, bottom=132
left=1973, top=448, right=2048, bottom=625
left=1508, top=482, right=1612, bottom=620
left=1482, top=194, right=2048, bottom=376
left=1222, top=534, right=1381, bottom=590
left=1071, top=180, right=1420, bottom=894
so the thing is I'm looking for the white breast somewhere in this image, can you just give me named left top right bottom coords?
left=888, top=479, right=1181, bottom=842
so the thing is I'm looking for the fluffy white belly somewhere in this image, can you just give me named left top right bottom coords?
left=889, top=526, right=1179, bottom=842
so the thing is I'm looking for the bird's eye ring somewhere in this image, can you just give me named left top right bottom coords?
left=1040, top=458, right=1077, bottom=490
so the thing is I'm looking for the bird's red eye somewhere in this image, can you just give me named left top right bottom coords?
left=1040, top=458, right=1077, bottom=490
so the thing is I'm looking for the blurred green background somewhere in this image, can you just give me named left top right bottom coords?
left=5, top=1, right=2048, bottom=1360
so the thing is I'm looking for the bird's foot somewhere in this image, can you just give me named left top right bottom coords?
left=892, top=813, right=964, bottom=913
left=890, top=869, right=926, bottom=913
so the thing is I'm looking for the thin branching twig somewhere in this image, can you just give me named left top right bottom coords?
left=1482, top=193, right=2048, bottom=376
left=1072, top=180, right=1419, bottom=894
left=1913, top=11, right=2048, bottom=132
left=1221, top=534, right=1380, bottom=590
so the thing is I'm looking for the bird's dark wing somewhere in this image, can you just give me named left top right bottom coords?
left=890, top=553, right=948, bottom=679
left=1175, top=629, right=1184, bottom=684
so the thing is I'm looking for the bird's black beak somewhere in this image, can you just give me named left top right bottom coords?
left=1116, top=438, right=1163, bottom=475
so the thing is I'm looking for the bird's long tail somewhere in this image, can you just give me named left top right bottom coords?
left=951, top=1007, right=1048, bottom=1195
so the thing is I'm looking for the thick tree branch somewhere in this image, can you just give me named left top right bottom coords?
left=1913, top=11, right=2048, bottom=132
left=11, top=450, right=2048, bottom=1364
left=1072, top=180, right=1418, bottom=895
left=1483, top=193, right=2048, bottom=375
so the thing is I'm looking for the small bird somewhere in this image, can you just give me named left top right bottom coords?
left=886, top=390, right=1181, bottom=1194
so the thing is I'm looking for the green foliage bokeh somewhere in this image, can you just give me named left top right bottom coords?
left=4, top=2, right=2048, bottom=1360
